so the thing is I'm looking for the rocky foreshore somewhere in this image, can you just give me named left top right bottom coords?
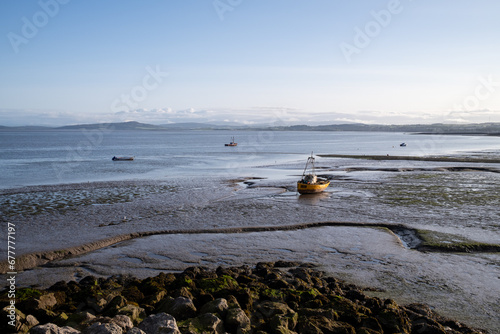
left=1, top=262, right=485, bottom=334
left=0, top=261, right=483, bottom=334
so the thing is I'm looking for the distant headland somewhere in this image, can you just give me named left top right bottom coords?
left=1, top=121, right=500, bottom=135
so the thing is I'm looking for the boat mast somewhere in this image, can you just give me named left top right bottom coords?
left=302, top=152, right=315, bottom=176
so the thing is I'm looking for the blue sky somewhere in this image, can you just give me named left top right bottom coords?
left=1, top=0, right=499, bottom=126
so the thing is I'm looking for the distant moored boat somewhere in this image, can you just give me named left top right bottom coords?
left=225, top=137, right=237, bottom=146
left=112, top=156, right=134, bottom=161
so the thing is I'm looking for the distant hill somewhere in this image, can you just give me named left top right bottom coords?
left=158, top=122, right=220, bottom=130
left=56, top=121, right=165, bottom=131
left=1, top=121, right=499, bottom=135
left=158, top=122, right=264, bottom=130
left=0, top=125, right=52, bottom=131
left=267, top=122, right=500, bottom=135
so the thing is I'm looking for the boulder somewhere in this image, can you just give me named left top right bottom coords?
left=1, top=306, right=39, bottom=333
left=359, top=315, right=383, bottom=333
left=86, top=296, right=108, bottom=313
left=53, top=312, right=69, bottom=326
left=298, top=308, right=338, bottom=321
left=117, top=304, right=146, bottom=324
left=179, top=313, right=225, bottom=334
left=254, top=301, right=293, bottom=319
left=376, top=308, right=411, bottom=334
left=25, top=314, right=41, bottom=331
left=22, top=293, right=59, bottom=323
left=269, top=312, right=298, bottom=333
left=79, top=276, right=98, bottom=287
left=356, top=329, right=382, bottom=334
left=156, top=296, right=197, bottom=320
left=197, top=275, right=239, bottom=295
left=122, top=286, right=145, bottom=304
left=25, top=293, right=58, bottom=311
left=126, top=328, right=146, bottom=334
left=82, top=322, right=123, bottom=334
left=330, top=296, right=368, bottom=325
left=137, top=313, right=180, bottom=334
left=412, top=317, right=447, bottom=334
left=65, top=311, right=96, bottom=330
left=30, top=323, right=81, bottom=334
left=110, top=315, right=134, bottom=332
left=199, top=298, right=229, bottom=318
left=103, top=296, right=128, bottom=317
left=296, top=316, right=356, bottom=334
left=225, top=307, right=251, bottom=333
left=143, top=290, right=167, bottom=306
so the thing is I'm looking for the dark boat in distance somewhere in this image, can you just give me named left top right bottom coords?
left=225, top=137, right=237, bottom=146
left=112, top=156, right=134, bottom=161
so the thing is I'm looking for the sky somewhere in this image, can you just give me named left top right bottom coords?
left=1, top=0, right=500, bottom=126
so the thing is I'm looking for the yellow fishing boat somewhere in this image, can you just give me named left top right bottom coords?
left=297, top=153, right=330, bottom=194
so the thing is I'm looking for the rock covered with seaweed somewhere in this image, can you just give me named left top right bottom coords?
left=0, top=262, right=485, bottom=334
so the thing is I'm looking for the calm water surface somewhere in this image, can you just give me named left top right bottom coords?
left=1, top=130, right=499, bottom=189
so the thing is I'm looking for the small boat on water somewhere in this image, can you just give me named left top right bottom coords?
left=297, top=153, right=330, bottom=194
left=225, top=137, right=237, bottom=146
left=112, top=156, right=134, bottom=161
left=400, top=142, right=407, bottom=147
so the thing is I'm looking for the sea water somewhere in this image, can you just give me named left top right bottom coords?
left=1, top=129, right=499, bottom=189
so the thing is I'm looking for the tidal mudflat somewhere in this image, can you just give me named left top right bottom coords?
left=1, top=155, right=499, bottom=332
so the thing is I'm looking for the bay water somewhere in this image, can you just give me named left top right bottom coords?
left=2, top=129, right=499, bottom=189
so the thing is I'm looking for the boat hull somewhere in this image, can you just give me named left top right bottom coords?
left=112, top=157, right=134, bottom=161
left=297, top=180, right=330, bottom=194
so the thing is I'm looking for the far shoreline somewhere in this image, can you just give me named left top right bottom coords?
left=318, top=154, right=500, bottom=164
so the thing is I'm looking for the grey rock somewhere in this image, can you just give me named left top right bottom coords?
left=255, top=301, right=293, bottom=319
left=83, top=322, right=123, bottom=334
left=103, top=296, right=128, bottom=317
left=156, top=296, right=196, bottom=320
left=110, top=315, right=134, bottom=332
left=143, top=291, right=167, bottom=306
left=137, top=313, right=180, bottom=334
left=26, top=314, right=40, bottom=328
left=180, top=313, right=225, bottom=334
left=199, top=298, right=229, bottom=318
left=117, top=305, right=146, bottom=325
left=66, top=311, right=96, bottom=328
left=225, top=308, right=251, bottom=333
left=2, top=306, right=39, bottom=333
left=126, top=328, right=146, bottom=334
left=25, top=293, right=58, bottom=311
left=30, top=323, right=81, bottom=334
left=86, top=296, right=108, bottom=313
